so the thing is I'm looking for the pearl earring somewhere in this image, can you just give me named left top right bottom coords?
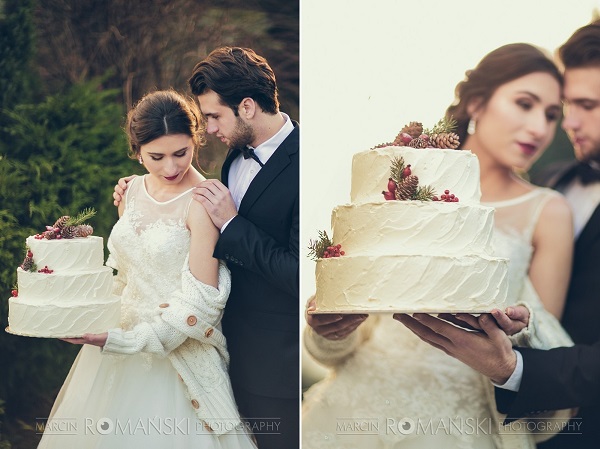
left=467, top=119, right=476, bottom=135
left=138, top=156, right=143, bottom=164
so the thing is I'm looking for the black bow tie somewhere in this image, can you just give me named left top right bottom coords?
left=240, top=147, right=264, bottom=167
left=574, top=162, right=600, bottom=185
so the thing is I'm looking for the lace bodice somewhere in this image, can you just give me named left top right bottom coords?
left=107, top=175, right=197, bottom=330
left=484, top=188, right=560, bottom=301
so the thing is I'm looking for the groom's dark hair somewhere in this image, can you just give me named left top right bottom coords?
left=559, top=19, right=600, bottom=69
left=188, top=46, right=279, bottom=115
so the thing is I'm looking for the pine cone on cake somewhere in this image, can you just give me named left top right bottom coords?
left=74, top=224, right=93, bottom=238
left=20, top=250, right=35, bottom=272
left=61, top=225, right=77, bottom=239
left=53, top=215, right=70, bottom=230
left=430, top=132, right=460, bottom=149
left=400, top=121, right=423, bottom=139
left=407, top=137, right=429, bottom=149
left=395, top=175, right=419, bottom=200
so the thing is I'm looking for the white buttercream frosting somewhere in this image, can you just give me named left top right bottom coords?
left=8, top=235, right=121, bottom=338
left=8, top=295, right=121, bottom=338
left=314, top=146, right=508, bottom=313
left=315, top=255, right=508, bottom=313
left=332, top=201, right=495, bottom=257
left=351, top=147, right=482, bottom=204
left=17, top=266, right=114, bottom=302
left=25, top=235, right=104, bottom=271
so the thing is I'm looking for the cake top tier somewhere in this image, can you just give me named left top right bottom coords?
left=350, top=147, right=482, bottom=204
left=24, top=235, right=105, bottom=272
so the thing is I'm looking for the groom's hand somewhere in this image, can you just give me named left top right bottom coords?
left=394, top=313, right=516, bottom=384
left=306, top=298, right=367, bottom=340
left=437, top=305, right=530, bottom=336
left=113, top=175, right=137, bottom=206
left=193, top=179, right=238, bottom=229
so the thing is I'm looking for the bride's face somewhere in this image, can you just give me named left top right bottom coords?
left=139, top=134, right=195, bottom=185
left=471, top=72, right=562, bottom=171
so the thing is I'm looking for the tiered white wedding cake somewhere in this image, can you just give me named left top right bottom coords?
left=7, top=212, right=120, bottom=338
left=311, top=121, right=509, bottom=313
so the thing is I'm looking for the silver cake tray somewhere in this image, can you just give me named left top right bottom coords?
left=5, top=326, right=84, bottom=339
left=308, top=307, right=496, bottom=315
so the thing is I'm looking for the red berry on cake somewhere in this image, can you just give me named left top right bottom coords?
left=382, top=190, right=395, bottom=201
left=402, top=165, right=412, bottom=178
left=444, top=189, right=450, bottom=195
left=387, top=178, right=397, bottom=193
left=11, top=290, right=18, bottom=297
left=400, top=133, right=413, bottom=145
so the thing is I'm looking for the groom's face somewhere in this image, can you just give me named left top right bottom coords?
left=562, top=66, right=600, bottom=163
left=197, top=90, right=255, bottom=150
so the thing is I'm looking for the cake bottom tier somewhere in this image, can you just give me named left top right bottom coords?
left=314, top=254, right=508, bottom=313
left=7, top=295, right=121, bottom=338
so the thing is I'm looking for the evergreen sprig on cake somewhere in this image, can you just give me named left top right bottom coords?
left=372, top=117, right=460, bottom=150
left=383, top=156, right=437, bottom=201
left=34, top=208, right=96, bottom=240
left=308, top=230, right=345, bottom=260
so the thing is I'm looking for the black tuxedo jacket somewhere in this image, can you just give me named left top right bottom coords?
left=533, top=161, right=600, bottom=346
left=215, top=122, right=299, bottom=399
left=505, top=162, right=600, bottom=447
left=496, top=344, right=600, bottom=415
left=495, top=344, right=600, bottom=447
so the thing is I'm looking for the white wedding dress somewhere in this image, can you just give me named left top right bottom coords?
left=38, top=176, right=256, bottom=449
left=302, top=188, right=573, bottom=449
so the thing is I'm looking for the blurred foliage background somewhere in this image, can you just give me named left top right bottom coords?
left=0, top=0, right=298, bottom=447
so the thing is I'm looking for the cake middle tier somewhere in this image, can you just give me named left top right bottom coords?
left=17, top=266, right=114, bottom=302
left=315, top=254, right=508, bottom=313
left=332, top=201, right=495, bottom=256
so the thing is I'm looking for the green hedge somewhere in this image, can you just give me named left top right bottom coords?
left=0, top=77, right=144, bottom=448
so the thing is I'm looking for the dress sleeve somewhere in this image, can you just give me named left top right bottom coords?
left=509, top=279, right=573, bottom=349
left=102, top=261, right=231, bottom=359
left=303, top=315, right=378, bottom=367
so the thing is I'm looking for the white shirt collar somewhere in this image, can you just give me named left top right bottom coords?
left=246, top=113, right=294, bottom=164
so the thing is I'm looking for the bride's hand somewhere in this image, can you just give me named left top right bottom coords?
left=488, top=306, right=530, bottom=336
left=305, top=297, right=368, bottom=340
left=61, top=332, right=108, bottom=347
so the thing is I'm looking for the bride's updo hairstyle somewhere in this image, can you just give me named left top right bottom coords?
left=446, top=43, right=563, bottom=146
left=125, top=90, right=205, bottom=164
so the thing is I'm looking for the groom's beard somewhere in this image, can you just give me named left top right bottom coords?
left=229, top=116, right=256, bottom=150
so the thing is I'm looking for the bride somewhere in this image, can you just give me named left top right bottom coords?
left=38, top=90, right=256, bottom=449
left=303, top=43, right=575, bottom=449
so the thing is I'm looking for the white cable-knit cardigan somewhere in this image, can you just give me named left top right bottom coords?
left=102, top=262, right=241, bottom=435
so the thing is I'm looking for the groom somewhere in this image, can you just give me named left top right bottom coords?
left=114, top=47, right=299, bottom=449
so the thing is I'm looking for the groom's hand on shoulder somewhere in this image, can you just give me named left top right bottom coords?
left=193, top=179, right=238, bottom=229
left=113, top=175, right=137, bottom=206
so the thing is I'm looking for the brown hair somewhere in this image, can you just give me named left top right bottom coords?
left=125, top=90, right=205, bottom=162
left=559, top=19, right=600, bottom=69
left=446, top=43, right=563, bottom=145
left=188, top=46, right=279, bottom=115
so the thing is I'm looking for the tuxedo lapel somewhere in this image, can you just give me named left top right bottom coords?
left=547, top=160, right=579, bottom=189
left=238, top=123, right=299, bottom=216
left=220, top=148, right=242, bottom=187
left=576, top=203, right=600, bottom=252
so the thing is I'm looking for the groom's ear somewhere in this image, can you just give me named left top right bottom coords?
left=238, top=97, right=257, bottom=119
